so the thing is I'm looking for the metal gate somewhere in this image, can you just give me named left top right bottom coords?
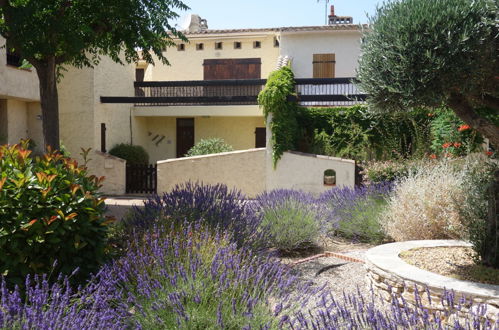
left=126, top=164, right=157, bottom=194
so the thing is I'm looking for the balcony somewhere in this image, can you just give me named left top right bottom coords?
left=100, top=78, right=366, bottom=107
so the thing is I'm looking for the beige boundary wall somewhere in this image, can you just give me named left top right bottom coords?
left=85, top=151, right=126, bottom=195
left=157, top=149, right=266, bottom=197
left=156, top=148, right=355, bottom=197
left=267, top=151, right=356, bottom=195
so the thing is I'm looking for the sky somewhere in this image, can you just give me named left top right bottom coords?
left=173, top=0, right=382, bottom=30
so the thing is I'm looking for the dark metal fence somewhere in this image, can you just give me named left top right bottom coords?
left=126, top=164, right=157, bottom=194
left=100, top=78, right=366, bottom=107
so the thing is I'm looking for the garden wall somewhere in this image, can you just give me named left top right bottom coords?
left=156, top=148, right=355, bottom=197
left=267, top=151, right=356, bottom=195
left=86, top=151, right=126, bottom=195
left=157, top=148, right=266, bottom=197
left=365, top=240, right=499, bottom=323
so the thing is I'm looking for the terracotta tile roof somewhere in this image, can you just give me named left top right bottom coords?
left=183, top=24, right=365, bottom=36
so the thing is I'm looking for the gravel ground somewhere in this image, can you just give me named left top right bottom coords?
left=400, top=246, right=499, bottom=285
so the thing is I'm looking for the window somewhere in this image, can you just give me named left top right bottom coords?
left=196, top=43, right=204, bottom=51
left=273, top=36, right=280, bottom=48
left=234, top=41, right=242, bottom=49
left=177, top=43, right=185, bottom=51
left=253, top=41, right=261, bottom=49
left=215, top=42, right=223, bottom=50
left=313, top=53, right=335, bottom=78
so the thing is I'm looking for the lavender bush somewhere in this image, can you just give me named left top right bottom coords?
left=254, top=190, right=321, bottom=251
left=105, top=222, right=298, bottom=328
left=319, top=182, right=393, bottom=243
left=122, top=182, right=264, bottom=249
left=0, top=272, right=130, bottom=329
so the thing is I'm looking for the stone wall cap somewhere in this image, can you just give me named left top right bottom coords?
left=366, top=240, right=499, bottom=298
left=157, top=148, right=265, bottom=165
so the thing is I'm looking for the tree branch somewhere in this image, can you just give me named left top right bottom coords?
left=448, top=93, right=499, bottom=148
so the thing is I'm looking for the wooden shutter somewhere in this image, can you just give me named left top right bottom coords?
left=203, top=58, right=261, bottom=80
left=313, top=54, right=335, bottom=78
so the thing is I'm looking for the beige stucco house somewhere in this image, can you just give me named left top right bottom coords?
left=1, top=7, right=364, bottom=194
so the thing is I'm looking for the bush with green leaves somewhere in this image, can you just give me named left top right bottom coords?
left=430, top=107, right=484, bottom=157
left=109, top=143, right=149, bottom=165
left=459, top=154, right=499, bottom=268
left=0, top=141, right=111, bottom=286
left=254, top=190, right=319, bottom=251
left=362, top=159, right=429, bottom=184
left=295, top=106, right=433, bottom=161
left=186, top=138, right=234, bottom=156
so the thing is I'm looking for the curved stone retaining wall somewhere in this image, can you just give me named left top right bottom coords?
left=365, top=240, right=499, bottom=323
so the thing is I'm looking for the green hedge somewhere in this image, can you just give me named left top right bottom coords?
left=109, top=143, right=149, bottom=165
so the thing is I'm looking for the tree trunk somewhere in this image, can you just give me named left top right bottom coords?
left=34, top=58, right=60, bottom=151
left=448, top=93, right=499, bottom=149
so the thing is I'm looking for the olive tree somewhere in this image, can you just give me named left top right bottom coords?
left=357, top=0, right=499, bottom=147
left=0, top=0, right=188, bottom=150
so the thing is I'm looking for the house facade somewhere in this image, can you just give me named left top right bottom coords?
left=1, top=8, right=365, bottom=194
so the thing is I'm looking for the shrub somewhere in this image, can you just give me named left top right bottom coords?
left=110, top=223, right=296, bottom=328
left=125, top=182, right=264, bottom=249
left=382, top=161, right=466, bottom=241
left=295, top=106, right=433, bottom=161
left=254, top=190, right=319, bottom=251
left=362, top=159, right=428, bottom=184
left=430, top=107, right=483, bottom=157
left=459, top=154, right=499, bottom=268
left=186, top=138, right=234, bottom=156
left=319, top=183, right=393, bottom=243
left=109, top=143, right=149, bottom=165
left=0, top=273, right=130, bottom=329
left=0, top=141, right=110, bottom=286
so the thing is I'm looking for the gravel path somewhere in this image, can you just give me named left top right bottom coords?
left=287, top=249, right=369, bottom=299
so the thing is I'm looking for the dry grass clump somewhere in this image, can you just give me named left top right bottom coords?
left=382, top=161, right=466, bottom=241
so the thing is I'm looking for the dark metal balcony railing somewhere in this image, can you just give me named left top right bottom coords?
left=100, top=78, right=366, bottom=106
left=6, top=52, right=23, bottom=67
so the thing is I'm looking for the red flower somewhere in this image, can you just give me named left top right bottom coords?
left=429, top=154, right=437, bottom=159
left=485, top=151, right=493, bottom=156
left=458, top=124, right=471, bottom=132
left=442, top=142, right=452, bottom=149
left=453, top=142, right=462, bottom=148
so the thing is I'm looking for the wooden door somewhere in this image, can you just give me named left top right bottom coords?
left=176, top=118, right=194, bottom=158
left=203, top=58, right=261, bottom=80
left=313, top=54, right=336, bottom=78
left=255, top=127, right=266, bottom=148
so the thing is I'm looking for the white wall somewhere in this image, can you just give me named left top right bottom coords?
left=156, top=148, right=355, bottom=197
left=267, top=151, right=356, bottom=195
left=85, top=151, right=126, bottom=195
left=279, top=30, right=361, bottom=78
left=157, top=148, right=266, bottom=197
left=0, top=37, right=40, bottom=101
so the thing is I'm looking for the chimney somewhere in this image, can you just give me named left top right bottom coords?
left=328, top=5, right=353, bottom=25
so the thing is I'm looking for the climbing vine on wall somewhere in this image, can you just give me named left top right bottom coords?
left=257, top=66, right=299, bottom=166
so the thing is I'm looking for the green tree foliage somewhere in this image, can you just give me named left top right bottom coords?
left=0, top=141, right=111, bottom=286
left=296, top=106, right=432, bottom=160
left=0, top=0, right=188, bottom=150
left=109, top=143, right=149, bottom=165
left=186, top=138, right=234, bottom=157
left=357, top=0, right=499, bottom=148
left=257, top=66, right=299, bottom=166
